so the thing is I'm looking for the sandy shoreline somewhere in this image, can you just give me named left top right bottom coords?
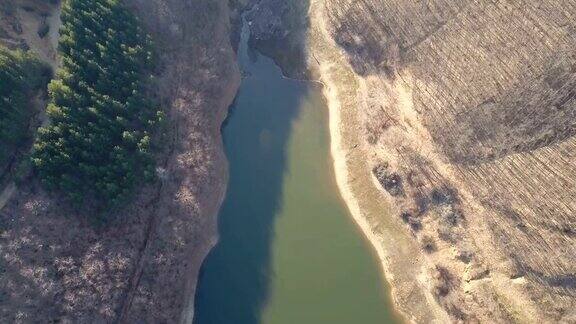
left=319, top=55, right=435, bottom=324
left=307, top=1, right=449, bottom=322
left=321, top=77, right=403, bottom=318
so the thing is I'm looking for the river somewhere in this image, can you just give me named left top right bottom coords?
left=193, top=21, right=399, bottom=324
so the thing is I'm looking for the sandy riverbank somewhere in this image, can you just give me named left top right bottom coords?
left=306, top=0, right=576, bottom=322
left=307, top=1, right=449, bottom=322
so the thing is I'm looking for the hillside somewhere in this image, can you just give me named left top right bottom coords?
left=0, top=0, right=239, bottom=322
left=304, top=0, right=576, bottom=322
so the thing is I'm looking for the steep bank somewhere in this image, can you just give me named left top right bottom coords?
left=0, top=0, right=240, bottom=322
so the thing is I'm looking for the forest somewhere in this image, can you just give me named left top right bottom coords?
left=32, top=0, right=162, bottom=212
left=0, top=48, right=47, bottom=175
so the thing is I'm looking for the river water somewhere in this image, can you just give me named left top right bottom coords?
left=193, top=21, right=398, bottom=324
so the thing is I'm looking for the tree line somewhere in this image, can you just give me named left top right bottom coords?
left=32, top=0, right=162, bottom=213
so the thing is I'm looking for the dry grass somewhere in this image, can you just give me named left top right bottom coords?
left=309, top=0, right=576, bottom=322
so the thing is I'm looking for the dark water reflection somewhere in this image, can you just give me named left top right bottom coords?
left=193, top=22, right=304, bottom=324
left=193, top=20, right=398, bottom=324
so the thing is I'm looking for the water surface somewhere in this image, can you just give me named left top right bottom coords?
left=193, top=22, right=398, bottom=324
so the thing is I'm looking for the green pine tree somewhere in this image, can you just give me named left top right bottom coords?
left=32, top=0, right=161, bottom=214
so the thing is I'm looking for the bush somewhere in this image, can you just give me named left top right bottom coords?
left=32, top=0, right=161, bottom=212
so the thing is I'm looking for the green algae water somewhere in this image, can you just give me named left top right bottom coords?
left=193, top=21, right=399, bottom=324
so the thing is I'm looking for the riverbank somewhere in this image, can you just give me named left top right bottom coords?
left=0, top=0, right=241, bottom=322
left=179, top=49, right=240, bottom=324
left=194, top=14, right=399, bottom=323
left=180, top=4, right=242, bottom=319
left=306, top=1, right=449, bottom=322
left=123, top=0, right=242, bottom=321
left=311, top=0, right=576, bottom=321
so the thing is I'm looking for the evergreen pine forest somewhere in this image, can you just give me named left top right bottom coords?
left=32, top=0, right=163, bottom=212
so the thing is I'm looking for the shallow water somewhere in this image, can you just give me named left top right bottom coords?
left=193, top=22, right=398, bottom=324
